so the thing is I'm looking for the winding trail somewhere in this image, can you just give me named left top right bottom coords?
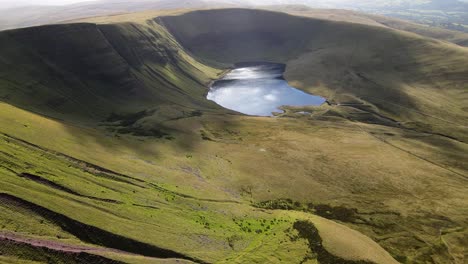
left=1, top=231, right=128, bottom=255
left=0, top=231, right=195, bottom=263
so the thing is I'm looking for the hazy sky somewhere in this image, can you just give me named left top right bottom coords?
left=1, top=0, right=467, bottom=9
left=0, top=0, right=95, bottom=7
left=0, top=0, right=332, bottom=8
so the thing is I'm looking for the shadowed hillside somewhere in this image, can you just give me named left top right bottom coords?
left=0, top=21, right=222, bottom=123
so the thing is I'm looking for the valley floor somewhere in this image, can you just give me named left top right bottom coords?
left=0, top=100, right=466, bottom=263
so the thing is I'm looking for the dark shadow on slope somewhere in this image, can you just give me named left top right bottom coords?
left=0, top=239, right=125, bottom=264
left=292, top=220, right=373, bottom=264
left=18, top=172, right=123, bottom=204
left=0, top=193, right=207, bottom=263
left=160, top=9, right=325, bottom=64
left=0, top=23, right=154, bottom=120
left=2, top=133, right=146, bottom=186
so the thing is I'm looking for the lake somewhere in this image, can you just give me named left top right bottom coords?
left=207, top=62, right=325, bottom=116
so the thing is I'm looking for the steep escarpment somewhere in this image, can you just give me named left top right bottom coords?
left=160, top=9, right=324, bottom=64
left=0, top=23, right=142, bottom=119
left=0, top=21, right=221, bottom=122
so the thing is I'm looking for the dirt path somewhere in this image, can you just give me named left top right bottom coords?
left=0, top=231, right=132, bottom=255
left=0, top=231, right=197, bottom=263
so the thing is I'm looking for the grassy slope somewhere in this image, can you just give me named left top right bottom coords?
left=0, top=19, right=221, bottom=123
left=0, top=7, right=467, bottom=264
left=285, top=25, right=468, bottom=141
left=0, top=102, right=398, bottom=264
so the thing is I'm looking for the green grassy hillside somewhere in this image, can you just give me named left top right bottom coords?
left=1, top=8, right=467, bottom=264
left=0, top=21, right=221, bottom=123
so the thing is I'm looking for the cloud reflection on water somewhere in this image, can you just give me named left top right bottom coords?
left=207, top=64, right=325, bottom=116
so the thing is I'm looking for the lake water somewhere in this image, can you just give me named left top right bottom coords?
left=207, top=62, right=325, bottom=116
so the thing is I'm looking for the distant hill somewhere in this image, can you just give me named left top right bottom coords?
left=1, top=0, right=468, bottom=48
left=248, top=1, right=468, bottom=32
left=333, top=0, right=468, bottom=33
left=418, top=0, right=468, bottom=11
left=0, top=0, right=241, bottom=30
left=1, top=0, right=467, bottom=31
